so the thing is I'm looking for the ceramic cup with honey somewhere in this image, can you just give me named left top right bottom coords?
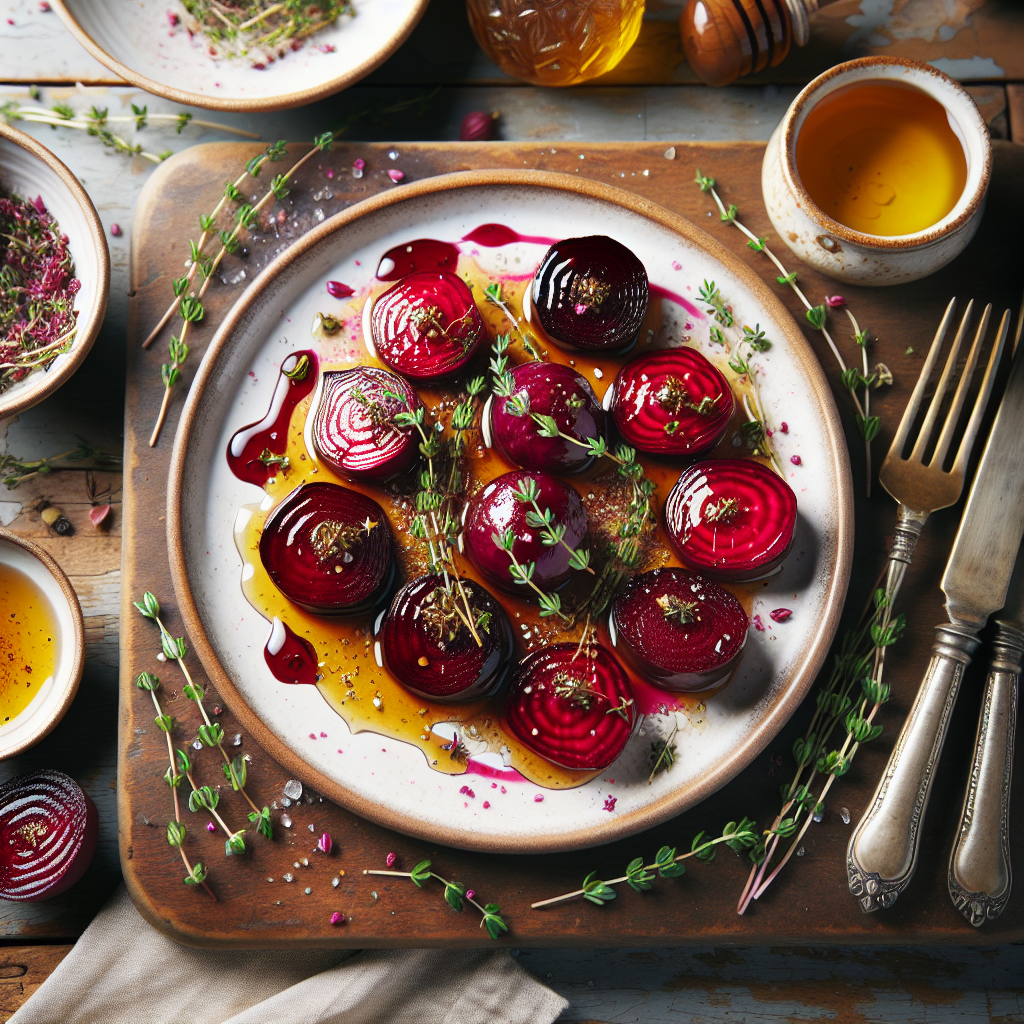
left=761, top=57, right=991, bottom=286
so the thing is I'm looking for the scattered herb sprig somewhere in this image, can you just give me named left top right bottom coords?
left=531, top=818, right=759, bottom=908
left=135, top=671, right=215, bottom=896
left=364, top=861, right=508, bottom=939
left=0, top=443, right=121, bottom=489
left=695, top=171, right=891, bottom=495
left=134, top=592, right=273, bottom=840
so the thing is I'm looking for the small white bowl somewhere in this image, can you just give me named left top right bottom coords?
left=0, top=529, right=85, bottom=761
left=761, top=57, right=991, bottom=286
left=0, top=124, right=109, bottom=422
left=52, top=0, right=430, bottom=113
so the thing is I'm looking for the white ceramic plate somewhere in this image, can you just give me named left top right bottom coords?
left=53, top=0, right=429, bottom=113
left=169, top=171, right=853, bottom=854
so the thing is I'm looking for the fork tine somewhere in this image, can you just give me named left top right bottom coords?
left=929, top=304, right=991, bottom=467
left=886, top=297, right=958, bottom=463
left=951, top=308, right=1011, bottom=476
left=909, top=299, right=974, bottom=463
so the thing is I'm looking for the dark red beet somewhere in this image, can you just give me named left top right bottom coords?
left=463, top=470, right=588, bottom=596
left=260, top=482, right=395, bottom=613
left=611, top=348, right=734, bottom=457
left=529, top=235, right=649, bottom=352
left=381, top=574, right=514, bottom=702
left=611, top=567, right=748, bottom=691
left=311, top=366, right=421, bottom=481
left=489, top=361, right=605, bottom=473
left=370, top=271, right=485, bottom=383
left=504, top=643, right=637, bottom=771
left=0, top=769, right=98, bottom=901
left=664, top=460, right=797, bottom=582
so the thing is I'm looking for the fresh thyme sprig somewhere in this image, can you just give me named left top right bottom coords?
left=531, top=818, right=759, bottom=909
left=695, top=170, right=891, bottom=495
left=511, top=475, right=593, bottom=574
left=134, top=592, right=273, bottom=839
left=490, top=525, right=569, bottom=621
left=736, top=578, right=903, bottom=913
left=0, top=443, right=121, bottom=489
left=364, top=861, right=508, bottom=939
left=179, top=751, right=247, bottom=857
left=648, top=717, right=680, bottom=784
left=483, top=282, right=542, bottom=359
left=135, top=671, right=216, bottom=896
left=1, top=100, right=257, bottom=164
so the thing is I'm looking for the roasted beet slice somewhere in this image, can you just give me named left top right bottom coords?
left=0, top=769, right=98, bottom=901
left=529, top=235, right=649, bottom=352
left=463, top=470, right=588, bottom=596
left=612, top=567, right=748, bottom=691
left=381, top=574, right=515, bottom=702
left=488, top=361, right=605, bottom=473
left=611, top=348, right=734, bottom=457
left=504, top=642, right=637, bottom=771
left=370, top=271, right=484, bottom=383
left=310, top=366, right=421, bottom=481
left=664, top=459, right=797, bottom=582
left=259, top=482, right=394, bottom=613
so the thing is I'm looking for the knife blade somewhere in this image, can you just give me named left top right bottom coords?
left=947, top=543, right=1024, bottom=926
left=848, top=323, right=1024, bottom=912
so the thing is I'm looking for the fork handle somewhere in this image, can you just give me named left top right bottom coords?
left=948, top=622, right=1023, bottom=926
left=848, top=622, right=981, bottom=911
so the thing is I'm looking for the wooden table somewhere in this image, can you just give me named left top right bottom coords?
left=3, top=0, right=1024, bottom=1020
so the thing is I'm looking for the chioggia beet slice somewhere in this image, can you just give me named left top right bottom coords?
left=504, top=643, right=637, bottom=771
left=370, top=271, right=485, bottom=382
left=528, top=235, right=649, bottom=352
left=612, top=567, right=748, bottom=691
left=310, top=365, right=422, bottom=480
left=463, top=470, right=588, bottom=596
left=0, top=769, right=98, bottom=901
left=488, top=361, right=605, bottom=473
left=664, top=459, right=797, bottom=581
left=610, top=348, right=733, bottom=457
left=381, top=574, right=515, bottom=701
left=260, top=482, right=395, bottom=613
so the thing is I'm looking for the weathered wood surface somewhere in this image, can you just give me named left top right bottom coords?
left=0, top=945, right=72, bottom=1024
left=3, top=0, right=1024, bottom=86
left=118, top=138, right=1024, bottom=948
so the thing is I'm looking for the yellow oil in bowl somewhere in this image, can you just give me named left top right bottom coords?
left=796, top=80, right=968, bottom=237
left=0, top=563, right=57, bottom=725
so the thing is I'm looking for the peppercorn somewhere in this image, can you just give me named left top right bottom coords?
left=53, top=516, right=74, bottom=536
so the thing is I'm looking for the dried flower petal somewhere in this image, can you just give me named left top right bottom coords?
left=824, top=295, right=846, bottom=309
left=385, top=851, right=396, bottom=867
left=318, top=832, right=333, bottom=854
left=387, top=169, right=405, bottom=184
left=769, top=608, right=792, bottom=623
left=330, top=911, right=345, bottom=925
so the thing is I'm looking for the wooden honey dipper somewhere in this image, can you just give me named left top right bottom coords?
left=680, top=0, right=838, bottom=87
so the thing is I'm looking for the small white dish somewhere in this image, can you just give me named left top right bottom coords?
left=0, top=124, right=109, bottom=422
left=52, top=0, right=430, bottom=113
left=0, top=529, right=85, bottom=760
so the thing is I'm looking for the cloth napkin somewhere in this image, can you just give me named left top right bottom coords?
left=10, top=885, right=567, bottom=1024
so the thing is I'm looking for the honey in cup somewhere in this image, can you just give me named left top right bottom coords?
left=0, top=563, right=58, bottom=725
left=795, top=80, right=968, bottom=237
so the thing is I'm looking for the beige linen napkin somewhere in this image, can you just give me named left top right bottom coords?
left=10, top=886, right=567, bottom=1024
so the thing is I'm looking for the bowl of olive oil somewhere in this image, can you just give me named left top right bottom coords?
left=0, top=529, right=84, bottom=759
left=762, top=57, right=991, bottom=285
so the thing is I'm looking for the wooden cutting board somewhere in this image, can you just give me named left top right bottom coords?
left=122, top=139, right=1024, bottom=947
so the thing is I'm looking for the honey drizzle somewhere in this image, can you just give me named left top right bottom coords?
left=234, top=250, right=764, bottom=789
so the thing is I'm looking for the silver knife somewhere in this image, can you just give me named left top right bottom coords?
left=848, top=324, right=1024, bottom=912
left=947, top=545, right=1024, bottom=925
left=947, top=300, right=1024, bottom=926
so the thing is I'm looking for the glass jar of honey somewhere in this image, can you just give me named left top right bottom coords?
left=466, top=0, right=645, bottom=87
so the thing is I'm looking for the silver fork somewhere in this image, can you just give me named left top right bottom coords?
left=847, top=299, right=1011, bottom=910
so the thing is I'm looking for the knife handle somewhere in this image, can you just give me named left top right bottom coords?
left=948, top=622, right=1023, bottom=926
left=848, top=622, right=981, bottom=911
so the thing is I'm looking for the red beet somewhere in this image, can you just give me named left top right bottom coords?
left=311, top=366, right=422, bottom=481
left=611, top=567, right=748, bottom=691
left=463, top=470, right=588, bottom=596
left=0, top=769, right=98, bottom=901
left=489, top=361, right=605, bottom=473
left=505, top=643, right=637, bottom=771
left=611, top=348, right=733, bottom=457
left=529, top=236, right=649, bottom=352
left=381, top=574, right=514, bottom=701
left=260, top=482, right=395, bottom=613
left=664, top=459, right=797, bottom=582
left=370, top=271, right=485, bottom=383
